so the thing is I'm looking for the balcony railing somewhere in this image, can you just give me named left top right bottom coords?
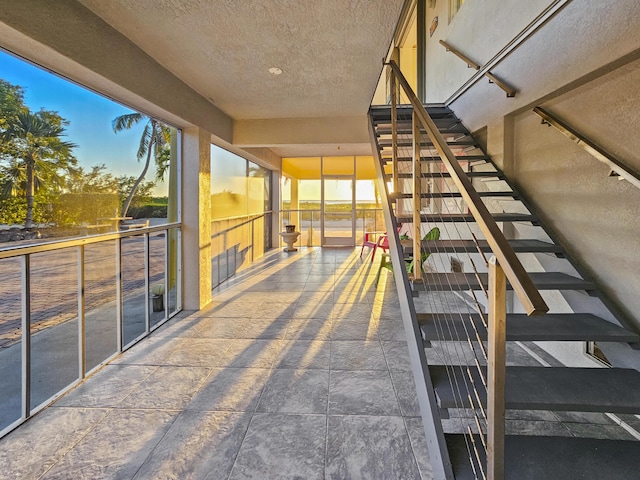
left=0, top=223, right=182, bottom=438
left=211, top=212, right=272, bottom=288
left=280, top=208, right=384, bottom=247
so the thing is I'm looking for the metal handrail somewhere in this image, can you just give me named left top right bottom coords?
left=444, top=0, right=572, bottom=104
left=533, top=107, right=640, bottom=189
left=386, top=60, right=548, bottom=316
left=0, top=222, right=181, bottom=259
left=439, top=40, right=516, bottom=97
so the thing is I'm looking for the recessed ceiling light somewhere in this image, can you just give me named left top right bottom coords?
left=268, top=67, right=283, bottom=75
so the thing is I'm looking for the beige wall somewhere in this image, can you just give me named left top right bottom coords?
left=511, top=62, right=640, bottom=329
left=422, top=0, right=640, bottom=336
left=424, top=0, right=550, bottom=103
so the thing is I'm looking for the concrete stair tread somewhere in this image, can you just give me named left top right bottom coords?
left=446, top=434, right=640, bottom=480
left=395, top=213, right=536, bottom=223
left=394, top=170, right=503, bottom=179
left=401, top=238, right=563, bottom=254
left=417, top=312, right=640, bottom=343
left=395, top=191, right=518, bottom=199
left=370, top=104, right=452, bottom=121
left=410, top=271, right=594, bottom=292
left=430, top=365, right=640, bottom=413
left=382, top=154, right=489, bottom=162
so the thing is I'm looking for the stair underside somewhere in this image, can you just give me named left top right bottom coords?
left=376, top=123, right=467, bottom=135
left=401, top=239, right=563, bottom=255
left=411, top=271, right=594, bottom=292
left=446, top=434, right=640, bottom=480
left=418, top=313, right=640, bottom=343
left=430, top=365, right=640, bottom=413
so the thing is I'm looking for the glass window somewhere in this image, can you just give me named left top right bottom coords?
left=210, top=145, right=248, bottom=220
left=0, top=49, right=179, bottom=243
left=210, top=146, right=273, bottom=287
left=449, top=0, right=465, bottom=22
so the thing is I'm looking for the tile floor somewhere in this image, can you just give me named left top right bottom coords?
left=0, top=247, right=433, bottom=479
left=0, top=247, right=634, bottom=479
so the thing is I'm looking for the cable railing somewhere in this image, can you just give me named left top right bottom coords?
left=378, top=60, right=549, bottom=480
left=0, top=222, right=182, bottom=439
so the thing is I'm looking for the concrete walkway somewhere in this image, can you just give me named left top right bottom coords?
left=0, top=247, right=434, bottom=479
left=1, top=246, right=633, bottom=479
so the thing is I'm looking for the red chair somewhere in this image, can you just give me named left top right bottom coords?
left=360, top=232, right=379, bottom=261
left=376, top=233, right=390, bottom=256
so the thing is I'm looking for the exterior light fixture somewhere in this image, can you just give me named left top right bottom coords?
left=268, top=67, right=283, bottom=75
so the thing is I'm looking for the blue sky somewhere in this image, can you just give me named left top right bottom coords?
left=0, top=49, right=168, bottom=194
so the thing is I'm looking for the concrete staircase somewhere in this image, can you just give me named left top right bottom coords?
left=369, top=104, right=640, bottom=479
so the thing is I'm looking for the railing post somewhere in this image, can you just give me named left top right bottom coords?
left=21, top=254, right=31, bottom=419
left=487, top=256, right=506, bottom=480
left=390, top=73, right=399, bottom=209
left=412, top=110, right=422, bottom=280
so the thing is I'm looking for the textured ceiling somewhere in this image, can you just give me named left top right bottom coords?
left=77, top=0, right=404, bottom=121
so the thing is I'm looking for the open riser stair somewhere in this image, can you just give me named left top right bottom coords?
left=369, top=99, right=640, bottom=479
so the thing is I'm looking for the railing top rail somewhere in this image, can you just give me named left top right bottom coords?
left=0, top=221, right=181, bottom=259
left=212, top=211, right=273, bottom=223
left=386, top=60, right=548, bottom=316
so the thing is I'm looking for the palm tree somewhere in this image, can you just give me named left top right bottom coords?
left=112, top=113, right=170, bottom=217
left=1, top=110, right=77, bottom=228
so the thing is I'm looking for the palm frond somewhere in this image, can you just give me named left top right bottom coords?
left=112, top=113, right=144, bottom=133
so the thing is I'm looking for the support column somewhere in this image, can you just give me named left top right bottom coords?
left=182, top=127, right=212, bottom=310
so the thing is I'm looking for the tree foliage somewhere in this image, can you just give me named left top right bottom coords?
left=0, top=79, right=79, bottom=228
left=112, top=113, right=170, bottom=217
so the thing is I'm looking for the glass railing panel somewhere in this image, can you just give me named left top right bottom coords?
left=149, top=231, right=167, bottom=328
left=0, top=257, right=23, bottom=431
left=84, top=241, right=118, bottom=372
left=29, top=249, right=79, bottom=411
left=121, top=234, right=147, bottom=346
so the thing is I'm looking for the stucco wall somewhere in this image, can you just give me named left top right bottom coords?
left=421, top=1, right=640, bottom=363
left=424, top=0, right=550, bottom=103
left=511, top=61, right=640, bottom=330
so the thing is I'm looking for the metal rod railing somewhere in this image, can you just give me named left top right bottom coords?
left=0, top=222, right=181, bottom=259
left=533, top=106, right=640, bottom=189
left=386, top=59, right=549, bottom=480
left=412, top=110, right=422, bottom=280
left=387, top=60, right=547, bottom=315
